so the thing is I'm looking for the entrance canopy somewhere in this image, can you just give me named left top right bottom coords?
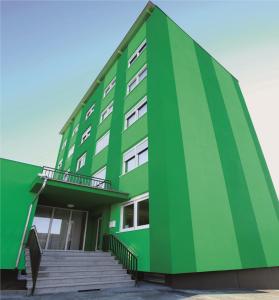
left=30, top=167, right=129, bottom=210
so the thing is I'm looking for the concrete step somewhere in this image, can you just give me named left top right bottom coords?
left=26, top=264, right=123, bottom=273
left=33, top=268, right=127, bottom=278
left=26, top=259, right=119, bottom=268
left=27, top=274, right=131, bottom=288
left=34, top=280, right=135, bottom=295
left=42, top=250, right=111, bottom=257
left=39, top=255, right=116, bottom=262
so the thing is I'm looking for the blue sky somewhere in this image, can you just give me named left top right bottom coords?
left=1, top=0, right=278, bottom=193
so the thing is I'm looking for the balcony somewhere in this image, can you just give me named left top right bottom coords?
left=30, top=166, right=129, bottom=210
left=41, top=166, right=111, bottom=190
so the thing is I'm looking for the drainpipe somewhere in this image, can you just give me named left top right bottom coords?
left=15, top=175, right=48, bottom=268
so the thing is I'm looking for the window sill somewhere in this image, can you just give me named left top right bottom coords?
left=118, top=225, right=149, bottom=233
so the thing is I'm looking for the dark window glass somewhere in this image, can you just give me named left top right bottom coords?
left=123, top=204, right=134, bottom=229
left=137, top=199, right=149, bottom=226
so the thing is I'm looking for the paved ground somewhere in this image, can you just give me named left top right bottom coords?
left=1, top=283, right=279, bottom=300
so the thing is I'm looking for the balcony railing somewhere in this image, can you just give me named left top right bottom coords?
left=41, top=166, right=112, bottom=190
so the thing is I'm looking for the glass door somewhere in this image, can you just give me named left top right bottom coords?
left=47, top=208, right=71, bottom=250
left=66, top=211, right=87, bottom=250
left=33, top=205, right=87, bottom=251
left=33, top=206, right=53, bottom=249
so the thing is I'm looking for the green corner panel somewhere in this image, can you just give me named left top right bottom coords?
left=0, top=159, right=41, bottom=270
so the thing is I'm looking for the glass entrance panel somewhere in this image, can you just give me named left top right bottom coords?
left=67, top=211, right=86, bottom=250
left=47, top=208, right=70, bottom=250
left=33, top=206, right=52, bottom=249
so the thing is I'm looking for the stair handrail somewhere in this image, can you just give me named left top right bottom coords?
left=26, top=225, right=42, bottom=295
left=102, top=234, right=138, bottom=285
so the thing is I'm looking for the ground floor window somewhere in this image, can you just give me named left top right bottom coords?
left=120, top=193, right=149, bottom=231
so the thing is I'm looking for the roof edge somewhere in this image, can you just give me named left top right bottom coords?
left=59, top=1, right=156, bottom=134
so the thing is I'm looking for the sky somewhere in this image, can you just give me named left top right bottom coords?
left=1, top=0, right=278, bottom=195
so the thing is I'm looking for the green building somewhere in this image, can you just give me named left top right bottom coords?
left=1, top=1, right=279, bottom=294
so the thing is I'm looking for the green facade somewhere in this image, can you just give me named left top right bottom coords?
left=54, top=4, right=279, bottom=275
left=2, top=2, right=278, bottom=275
left=0, top=159, right=41, bottom=269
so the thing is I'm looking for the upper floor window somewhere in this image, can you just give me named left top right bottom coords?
left=68, top=144, right=75, bottom=158
left=128, top=39, right=146, bottom=68
left=76, top=152, right=86, bottom=171
left=103, top=77, right=116, bottom=98
left=100, top=101, right=113, bottom=123
left=85, top=104, right=95, bottom=120
left=95, top=131, right=110, bottom=155
left=72, top=124, right=79, bottom=136
left=92, top=166, right=106, bottom=188
left=122, top=138, right=148, bottom=174
left=61, top=139, right=67, bottom=150
left=120, top=193, right=149, bottom=231
left=124, top=96, right=147, bottom=129
left=81, top=127, right=91, bottom=144
left=57, top=159, right=63, bottom=169
left=127, top=65, right=147, bottom=95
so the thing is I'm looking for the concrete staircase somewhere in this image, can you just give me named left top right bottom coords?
left=25, top=249, right=134, bottom=295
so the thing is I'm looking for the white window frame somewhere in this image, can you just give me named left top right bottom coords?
left=92, top=166, right=107, bottom=188
left=61, top=139, right=67, bottom=150
left=124, top=96, right=147, bottom=130
left=103, top=77, right=116, bottom=98
left=76, top=152, right=86, bottom=171
left=81, top=126, right=91, bottom=144
left=127, top=64, right=147, bottom=95
left=122, top=137, right=148, bottom=175
left=68, top=144, right=75, bottom=158
left=100, top=101, right=113, bottom=123
left=57, top=159, right=63, bottom=169
left=85, top=104, right=95, bottom=120
left=95, top=131, right=110, bottom=155
left=120, top=192, right=149, bottom=232
left=72, top=124, right=79, bottom=137
left=128, top=39, right=146, bottom=68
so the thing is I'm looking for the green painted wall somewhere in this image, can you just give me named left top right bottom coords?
left=146, top=7, right=279, bottom=274
left=54, top=4, right=279, bottom=275
left=0, top=159, right=40, bottom=270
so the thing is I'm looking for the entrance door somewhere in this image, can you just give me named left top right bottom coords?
left=33, top=205, right=87, bottom=251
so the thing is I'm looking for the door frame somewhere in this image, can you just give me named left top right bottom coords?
left=34, top=205, right=88, bottom=251
left=95, top=217, right=102, bottom=251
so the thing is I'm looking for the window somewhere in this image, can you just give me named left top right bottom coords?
left=72, top=124, right=79, bottom=136
left=68, top=145, right=75, bottom=158
left=100, top=101, right=113, bottom=123
left=76, top=153, right=86, bottom=171
left=103, top=77, right=116, bottom=98
left=63, top=169, right=70, bottom=182
left=121, top=193, right=149, bottom=231
left=92, top=166, right=106, bottom=188
left=81, top=127, right=91, bottom=144
left=85, top=104, right=95, bottom=120
left=127, top=65, right=147, bottom=94
left=128, top=39, right=146, bottom=68
left=95, top=131, right=110, bottom=154
left=61, top=139, right=67, bottom=150
left=57, top=159, right=63, bottom=169
left=123, top=138, right=148, bottom=174
left=124, top=96, right=147, bottom=129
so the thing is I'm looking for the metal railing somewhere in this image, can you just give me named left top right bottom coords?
left=41, top=166, right=112, bottom=190
left=26, top=226, right=42, bottom=295
left=102, top=234, right=138, bottom=285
